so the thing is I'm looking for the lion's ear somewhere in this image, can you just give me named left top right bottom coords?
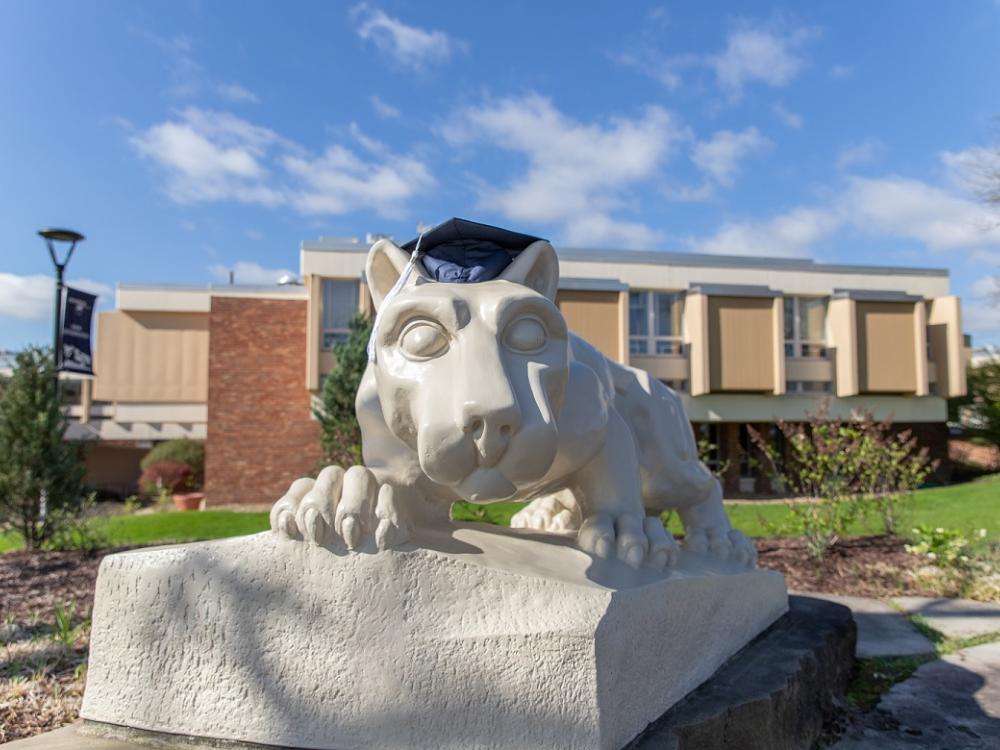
left=365, top=238, right=427, bottom=310
left=498, top=240, right=559, bottom=302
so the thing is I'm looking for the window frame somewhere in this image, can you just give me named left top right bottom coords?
left=321, top=279, right=360, bottom=351
left=629, top=290, right=685, bottom=356
left=783, top=296, right=828, bottom=359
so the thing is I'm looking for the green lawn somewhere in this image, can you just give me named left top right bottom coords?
left=0, top=510, right=270, bottom=553
left=454, top=473, right=1000, bottom=540
left=1, top=474, right=997, bottom=554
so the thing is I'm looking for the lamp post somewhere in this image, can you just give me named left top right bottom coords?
left=38, top=228, right=84, bottom=390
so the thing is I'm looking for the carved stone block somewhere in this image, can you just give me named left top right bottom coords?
left=81, top=527, right=786, bottom=750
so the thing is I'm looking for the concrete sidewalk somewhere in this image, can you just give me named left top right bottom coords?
left=798, top=592, right=1000, bottom=657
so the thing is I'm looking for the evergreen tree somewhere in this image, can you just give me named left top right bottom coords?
left=0, top=347, right=84, bottom=549
left=313, top=313, right=373, bottom=467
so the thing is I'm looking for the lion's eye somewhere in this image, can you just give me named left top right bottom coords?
left=399, top=321, right=448, bottom=360
left=503, top=317, right=547, bottom=353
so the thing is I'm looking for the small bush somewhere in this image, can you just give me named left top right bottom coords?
left=140, top=439, right=204, bottom=488
left=139, top=461, right=193, bottom=497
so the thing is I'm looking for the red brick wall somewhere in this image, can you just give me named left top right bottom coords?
left=205, top=297, right=321, bottom=506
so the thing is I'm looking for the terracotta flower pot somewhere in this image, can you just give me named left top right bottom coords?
left=173, top=492, right=205, bottom=512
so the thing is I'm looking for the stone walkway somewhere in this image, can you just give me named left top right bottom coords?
left=800, top=593, right=1000, bottom=748
left=800, top=593, right=936, bottom=657
left=894, top=596, right=1000, bottom=640
left=833, top=642, right=1000, bottom=748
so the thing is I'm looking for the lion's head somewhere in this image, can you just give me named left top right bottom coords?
left=364, top=238, right=570, bottom=503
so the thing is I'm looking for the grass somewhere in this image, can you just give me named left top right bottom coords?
left=453, top=473, right=1000, bottom=540
left=0, top=511, right=270, bottom=554
left=2, top=473, right=997, bottom=554
left=846, top=654, right=935, bottom=709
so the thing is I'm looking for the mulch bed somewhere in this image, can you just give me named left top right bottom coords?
left=0, top=550, right=109, bottom=624
left=756, top=535, right=931, bottom=598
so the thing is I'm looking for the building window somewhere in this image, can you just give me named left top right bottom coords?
left=660, top=378, right=688, bottom=393
left=783, top=296, right=827, bottom=358
left=322, top=279, right=359, bottom=349
left=629, top=291, right=684, bottom=355
left=739, top=424, right=754, bottom=478
left=698, top=423, right=722, bottom=473
left=786, top=380, right=833, bottom=394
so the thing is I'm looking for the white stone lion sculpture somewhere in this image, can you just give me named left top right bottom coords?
left=270, top=237, right=756, bottom=569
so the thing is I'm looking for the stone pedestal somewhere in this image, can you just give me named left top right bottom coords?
left=80, top=525, right=787, bottom=750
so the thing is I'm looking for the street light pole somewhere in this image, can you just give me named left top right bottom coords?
left=38, top=228, right=85, bottom=393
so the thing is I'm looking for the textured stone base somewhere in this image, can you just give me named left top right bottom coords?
left=80, top=525, right=787, bottom=750
left=629, top=595, right=857, bottom=750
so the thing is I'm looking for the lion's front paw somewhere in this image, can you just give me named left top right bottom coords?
left=683, top=525, right=757, bottom=567
left=577, top=513, right=680, bottom=571
left=269, top=465, right=409, bottom=551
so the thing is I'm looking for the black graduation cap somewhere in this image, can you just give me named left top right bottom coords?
left=401, top=217, right=546, bottom=284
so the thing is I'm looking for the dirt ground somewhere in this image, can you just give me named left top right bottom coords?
left=0, top=538, right=951, bottom=744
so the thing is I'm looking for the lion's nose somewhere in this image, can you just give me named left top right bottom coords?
left=462, top=403, right=521, bottom=468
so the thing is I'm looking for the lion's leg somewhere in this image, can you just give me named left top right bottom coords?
left=570, top=408, right=679, bottom=570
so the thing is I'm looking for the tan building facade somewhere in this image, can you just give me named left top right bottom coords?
left=70, top=237, right=967, bottom=501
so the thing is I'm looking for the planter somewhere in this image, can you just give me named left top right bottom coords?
left=172, top=492, right=204, bottom=512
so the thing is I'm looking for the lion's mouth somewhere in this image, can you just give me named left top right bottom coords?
left=456, top=467, right=518, bottom=504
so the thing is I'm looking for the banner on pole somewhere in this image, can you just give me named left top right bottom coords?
left=60, top=287, right=96, bottom=375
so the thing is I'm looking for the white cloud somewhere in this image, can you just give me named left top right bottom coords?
left=217, top=83, right=259, bottom=103
left=284, top=145, right=434, bottom=218
left=130, top=107, right=284, bottom=205
left=696, top=207, right=841, bottom=258
left=692, top=150, right=1000, bottom=261
left=130, top=107, right=432, bottom=217
left=208, top=261, right=295, bottom=286
left=841, top=175, right=1000, bottom=251
left=971, top=275, right=1000, bottom=300
left=691, top=127, right=771, bottom=188
left=836, top=139, right=884, bottom=170
left=370, top=94, right=400, bottom=119
left=965, top=275, right=1000, bottom=341
left=772, top=102, right=803, bottom=129
left=964, top=301, right=1000, bottom=341
left=0, top=274, right=111, bottom=321
left=941, top=145, right=1000, bottom=196
left=710, top=20, right=819, bottom=99
left=615, top=17, right=817, bottom=100
left=352, top=4, right=459, bottom=70
left=441, top=94, right=684, bottom=246
left=563, top=214, right=664, bottom=249
left=829, top=64, right=852, bottom=79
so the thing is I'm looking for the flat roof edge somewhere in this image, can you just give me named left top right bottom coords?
left=556, top=246, right=949, bottom=277
left=301, top=241, right=949, bottom=277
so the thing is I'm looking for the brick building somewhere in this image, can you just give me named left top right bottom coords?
left=68, top=235, right=969, bottom=502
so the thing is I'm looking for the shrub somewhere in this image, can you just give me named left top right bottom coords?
left=140, top=439, right=204, bottom=489
left=0, top=347, right=85, bottom=550
left=139, top=461, right=193, bottom=496
left=314, top=312, right=372, bottom=467
left=750, top=404, right=868, bottom=561
left=854, top=418, right=933, bottom=535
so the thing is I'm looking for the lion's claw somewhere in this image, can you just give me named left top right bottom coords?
left=682, top=525, right=757, bottom=567
left=577, top=513, right=679, bottom=570
left=269, top=466, right=409, bottom=551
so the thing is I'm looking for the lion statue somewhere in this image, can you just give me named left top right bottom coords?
left=270, top=226, right=756, bottom=570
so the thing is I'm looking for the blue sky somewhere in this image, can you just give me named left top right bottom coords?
left=2, top=1, right=1000, bottom=349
